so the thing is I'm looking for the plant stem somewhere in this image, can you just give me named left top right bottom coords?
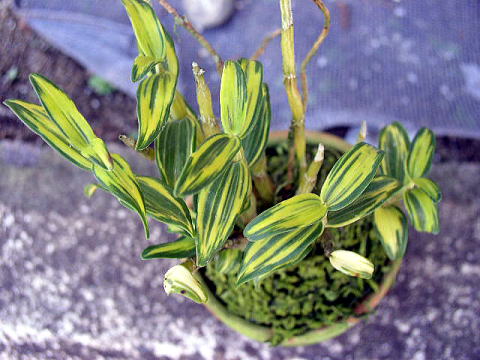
left=297, top=143, right=324, bottom=194
left=192, top=62, right=221, bottom=138
left=239, top=192, right=257, bottom=226
left=157, top=0, right=224, bottom=75
left=251, top=28, right=282, bottom=61
left=383, top=181, right=415, bottom=208
left=279, top=0, right=307, bottom=180
left=300, top=0, right=331, bottom=111
left=119, top=135, right=155, bottom=161
left=251, top=155, right=275, bottom=204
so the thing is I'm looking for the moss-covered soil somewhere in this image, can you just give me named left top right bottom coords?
left=205, top=142, right=390, bottom=345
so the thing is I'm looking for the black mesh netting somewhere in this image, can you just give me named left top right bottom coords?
left=13, top=0, right=480, bottom=138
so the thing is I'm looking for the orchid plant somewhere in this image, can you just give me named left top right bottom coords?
left=4, top=0, right=441, bottom=304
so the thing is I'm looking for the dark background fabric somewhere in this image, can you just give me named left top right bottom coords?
left=13, top=0, right=480, bottom=138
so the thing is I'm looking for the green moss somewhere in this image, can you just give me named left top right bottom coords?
left=204, top=143, right=390, bottom=345
left=206, top=219, right=389, bottom=345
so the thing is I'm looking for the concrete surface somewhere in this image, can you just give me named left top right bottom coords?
left=0, top=140, right=479, bottom=360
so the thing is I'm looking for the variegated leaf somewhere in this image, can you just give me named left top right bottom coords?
left=379, top=122, right=410, bottom=182
left=238, top=58, right=264, bottom=137
left=237, top=221, right=324, bottom=285
left=29, top=74, right=112, bottom=170
left=328, top=250, right=374, bottom=279
left=142, top=236, right=196, bottom=259
left=136, top=72, right=177, bottom=150
left=3, top=100, right=93, bottom=171
left=94, top=154, right=149, bottom=238
left=196, top=159, right=251, bottom=266
left=137, top=176, right=195, bottom=237
left=407, top=128, right=436, bottom=178
left=252, top=244, right=314, bottom=285
left=170, top=91, right=189, bottom=121
left=327, top=176, right=401, bottom=228
left=404, top=187, right=440, bottom=234
left=215, top=249, right=243, bottom=274
left=164, top=31, right=179, bottom=76
left=168, top=92, right=202, bottom=146
left=164, top=263, right=208, bottom=303
left=320, top=142, right=384, bottom=211
left=244, top=193, right=327, bottom=242
left=155, top=118, right=196, bottom=188
left=122, top=0, right=166, bottom=60
left=174, top=134, right=241, bottom=197
left=131, top=54, right=160, bottom=82
left=220, top=61, right=248, bottom=137
left=413, top=177, right=442, bottom=203
left=241, top=84, right=271, bottom=167
left=374, top=205, right=408, bottom=260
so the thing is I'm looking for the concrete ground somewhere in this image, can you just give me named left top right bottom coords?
left=0, top=140, right=479, bottom=360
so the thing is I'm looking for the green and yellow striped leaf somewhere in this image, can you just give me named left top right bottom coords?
left=320, top=142, right=384, bottom=211
left=163, top=31, right=179, bottom=76
left=244, top=194, right=327, bottom=242
left=196, top=159, right=251, bottom=266
left=238, top=58, right=264, bottom=137
left=136, top=72, right=177, bottom=150
left=220, top=61, right=247, bottom=137
left=328, top=250, right=374, bottom=279
left=327, top=176, right=401, bottom=228
left=404, top=187, right=440, bottom=234
left=237, top=221, right=324, bottom=285
left=142, top=236, right=196, bottom=259
left=169, top=91, right=189, bottom=121
left=164, top=263, right=208, bottom=303
left=122, top=0, right=166, bottom=60
left=374, top=205, right=408, bottom=260
left=29, top=73, right=112, bottom=170
left=93, top=154, right=149, bottom=238
left=413, top=177, right=442, bottom=203
left=137, top=176, right=195, bottom=237
left=3, top=100, right=93, bottom=171
left=379, top=122, right=410, bottom=182
left=155, top=118, right=196, bottom=188
left=131, top=54, right=160, bottom=82
left=174, top=134, right=241, bottom=197
left=241, top=84, right=271, bottom=167
left=407, top=128, right=436, bottom=178
left=252, top=244, right=314, bottom=285
left=215, top=249, right=243, bottom=274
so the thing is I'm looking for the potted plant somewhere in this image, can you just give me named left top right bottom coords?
left=4, top=0, right=441, bottom=347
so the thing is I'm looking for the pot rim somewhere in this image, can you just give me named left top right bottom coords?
left=197, top=130, right=403, bottom=347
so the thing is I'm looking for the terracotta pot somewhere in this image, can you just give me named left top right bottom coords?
left=196, top=130, right=403, bottom=347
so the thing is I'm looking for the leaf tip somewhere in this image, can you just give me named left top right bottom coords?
left=141, top=248, right=151, bottom=260
left=329, top=250, right=374, bottom=279
left=3, top=99, right=14, bottom=108
left=163, top=264, right=208, bottom=304
left=235, top=274, right=248, bottom=287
